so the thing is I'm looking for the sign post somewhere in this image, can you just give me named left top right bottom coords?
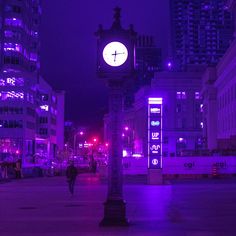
left=147, top=97, right=163, bottom=184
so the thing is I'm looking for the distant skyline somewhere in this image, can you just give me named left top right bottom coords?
left=40, top=0, right=169, bottom=127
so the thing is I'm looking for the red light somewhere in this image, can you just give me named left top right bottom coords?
left=93, top=138, right=97, bottom=142
left=16, top=150, right=20, bottom=154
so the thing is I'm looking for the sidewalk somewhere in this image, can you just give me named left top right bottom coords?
left=0, top=174, right=236, bottom=236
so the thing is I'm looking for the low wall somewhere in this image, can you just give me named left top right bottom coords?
left=122, top=156, right=236, bottom=176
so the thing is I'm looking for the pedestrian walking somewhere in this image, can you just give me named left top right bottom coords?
left=66, top=161, right=78, bottom=195
left=15, top=159, right=22, bottom=179
left=1, top=162, right=8, bottom=179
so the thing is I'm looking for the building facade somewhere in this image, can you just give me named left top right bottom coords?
left=0, top=0, right=64, bottom=165
left=170, top=0, right=234, bottom=71
left=104, top=70, right=204, bottom=158
left=202, top=0, right=236, bottom=151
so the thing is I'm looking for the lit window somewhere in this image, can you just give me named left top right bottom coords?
left=0, top=91, right=24, bottom=100
left=40, top=105, right=49, bottom=111
left=200, top=104, right=203, bottom=112
left=4, top=30, right=13, bottom=38
left=200, top=122, right=203, bottom=129
left=30, top=53, right=37, bottom=62
left=176, top=91, right=187, bottom=99
left=195, top=92, right=200, bottom=99
left=176, top=92, right=181, bottom=99
left=5, top=18, right=22, bottom=27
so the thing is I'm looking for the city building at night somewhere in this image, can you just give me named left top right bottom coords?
left=201, top=0, right=236, bottom=151
left=170, top=0, right=234, bottom=71
left=0, top=0, right=64, bottom=165
left=104, top=70, right=204, bottom=159
left=123, top=35, right=162, bottom=109
left=34, top=78, right=65, bottom=162
left=136, top=35, right=162, bottom=87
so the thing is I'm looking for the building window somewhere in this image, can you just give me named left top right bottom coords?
left=39, top=117, right=48, bottom=124
left=163, top=136, right=168, bottom=144
left=40, top=105, right=48, bottom=111
left=39, top=128, right=48, bottom=135
left=0, top=77, right=24, bottom=87
left=0, top=120, right=23, bottom=128
left=195, top=92, right=201, bottom=99
left=176, top=104, right=181, bottom=112
left=41, top=94, right=48, bottom=101
left=200, top=104, right=203, bottom=112
left=0, top=91, right=24, bottom=100
left=176, top=91, right=186, bottom=99
left=5, top=18, right=22, bottom=27
left=26, top=107, right=35, bottom=117
left=0, top=107, right=23, bottom=115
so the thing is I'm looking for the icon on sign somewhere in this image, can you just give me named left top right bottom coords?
left=151, top=132, right=160, bottom=140
left=151, top=121, right=160, bottom=127
left=152, top=159, right=159, bottom=165
left=150, top=107, right=161, bottom=114
left=150, top=144, right=161, bottom=154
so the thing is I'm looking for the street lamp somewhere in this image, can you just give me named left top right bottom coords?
left=95, top=7, right=136, bottom=226
left=73, top=131, right=84, bottom=156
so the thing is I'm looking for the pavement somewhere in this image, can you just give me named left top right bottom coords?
left=0, top=174, right=236, bottom=236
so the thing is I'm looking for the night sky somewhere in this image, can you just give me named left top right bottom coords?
left=40, top=0, right=169, bottom=127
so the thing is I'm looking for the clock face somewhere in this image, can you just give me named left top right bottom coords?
left=102, top=41, right=128, bottom=67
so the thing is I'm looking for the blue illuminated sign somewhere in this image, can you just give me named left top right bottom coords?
left=148, top=98, right=163, bottom=169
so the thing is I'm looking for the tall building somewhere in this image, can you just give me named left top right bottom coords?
left=170, top=0, right=234, bottom=71
left=0, top=1, right=64, bottom=165
left=124, top=35, right=162, bottom=109
left=0, top=0, right=41, bottom=162
left=136, top=35, right=162, bottom=86
left=201, top=0, right=236, bottom=151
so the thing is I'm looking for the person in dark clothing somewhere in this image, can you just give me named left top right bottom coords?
left=15, top=159, right=22, bottom=179
left=66, top=162, right=78, bottom=195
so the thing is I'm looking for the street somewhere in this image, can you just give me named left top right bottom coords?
left=0, top=174, right=236, bottom=236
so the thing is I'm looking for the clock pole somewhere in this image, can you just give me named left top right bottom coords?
left=95, top=7, right=136, bottom=226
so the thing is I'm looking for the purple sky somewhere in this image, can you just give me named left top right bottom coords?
left=40, top=0, right=169, bottom=127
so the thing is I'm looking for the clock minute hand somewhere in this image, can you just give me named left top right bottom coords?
left=112, top=50, right=125, bottom=62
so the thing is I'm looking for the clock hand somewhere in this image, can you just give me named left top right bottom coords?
left=111, top=51, right=125, bottom=62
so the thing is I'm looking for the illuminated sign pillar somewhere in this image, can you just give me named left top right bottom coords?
left=147, top=97, right=163, bottom=184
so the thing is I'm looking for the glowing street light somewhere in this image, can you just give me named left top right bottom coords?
left=124, top=126, right=129, bottom=131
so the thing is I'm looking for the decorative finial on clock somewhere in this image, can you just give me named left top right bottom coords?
left=112, top=6, right=121, bottom=29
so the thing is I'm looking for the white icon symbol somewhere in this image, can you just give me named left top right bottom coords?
left=150, top=107, right=161, bottom=114
left=151, top=121, right=160, bottom=126
left=152, top=159, right=159, bottom=165
left=151, top=132, right=160, bottom=140
left=150, top=145, right=161, bottom=154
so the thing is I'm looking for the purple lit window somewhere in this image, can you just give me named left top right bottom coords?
left=30, top=53, right=37, bottom=62
left=4, top=30, right=13, bottom=37
left=200, top=122, right=203, bottom=129
left=0, top=91, right=24, bottom=100
left=40, top=105, right=49, bottom=111
left=195, top=92, right=200, bottom=99
left=0, top=79, right=5, bottom=86
left=5, top=18, right=22, bottom=27
left=176, top=91, right=186, bottom=99
left=4, top=43, right=22, bottom=52
left=200, top=104, right=203, bottom=112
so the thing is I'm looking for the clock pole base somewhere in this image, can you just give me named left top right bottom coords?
left=99, top=199, right=129, bottom=227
